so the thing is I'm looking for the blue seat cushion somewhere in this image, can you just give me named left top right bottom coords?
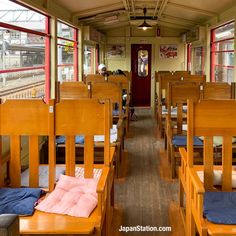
left=204, top=192, right=236, bottom=224
left=56, top=135, right=84, bottom=145
left=172, top=135, right=203, bottom=147
left=112, top=109, right=119, bottom=116
left=0, top=188, right=43, bottom=216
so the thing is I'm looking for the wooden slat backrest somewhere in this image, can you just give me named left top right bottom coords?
left=155, top=71, right=172, bottom=82
left=187, top=99, right=236, bottom=191
left=108, top=75, right=130, bottom=92
left=167, top=82, right=200, bottom=105
left=158, top=75, right=182, bottom=103
left=201, top=82, right=233, bottom=99
left=60, top=81, right=91, bottom=99
left=182, top=74, right=206, bottom=84
left=86, top=74, right=107, bottom=83
left=55, top=99, right=111, bottom=178
left=167, top=82, right=200, bottom=134
left=123, top=71, right=132, bottom=97
left=86, top=74, right=129, bottom=93
left=90, top=82, right=123, bottom=119
left=173, top=71, right=190, bottom=76
left=0, top=99, right=55, bottom=191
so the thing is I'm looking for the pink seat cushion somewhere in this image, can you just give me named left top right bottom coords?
left=35, top=174, right=98, bottom=217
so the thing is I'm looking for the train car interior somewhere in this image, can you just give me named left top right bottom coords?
left=1, top=0, right=236, bottom=235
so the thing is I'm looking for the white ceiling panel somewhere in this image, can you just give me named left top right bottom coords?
left=53, top=0, right=236, bottom=32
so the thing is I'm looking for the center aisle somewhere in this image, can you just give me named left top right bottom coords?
left=111, top=108, right=184, bottom=235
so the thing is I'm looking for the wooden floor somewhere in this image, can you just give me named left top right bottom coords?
left=111, top=108, right=185, bottom=235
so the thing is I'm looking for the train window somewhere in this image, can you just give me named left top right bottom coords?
left=211, top=21, right=234, bottom=82
left=0, top=0, right=47, bottom=33
left=193, top=47, right=204, bottom=76
left=84, top=45, right=95, bottom=75
left=57, top=21, right=78, bottom=82
left=187, top=43, right=192, bottom=72
left=138, top=50, right=148, bottom=77
left=0, top=0, right=49, bottom=101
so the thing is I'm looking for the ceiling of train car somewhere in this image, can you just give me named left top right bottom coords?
left=55, top=0, right=236, bottom=32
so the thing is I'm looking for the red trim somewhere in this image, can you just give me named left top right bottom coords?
left=215, top=64, right=234, bottom=68
left=57, top=36, right=76, bottom=43
left=95, top=44, right=99, bottom=71
left=45, top=16, right=50, bottom=103
left=0, top=66, right=45, bottom=74
left=211, top=39, right=215, bottom=81
left=57, top=43, right=75, bottom=48
left=211, top=50, right=234, bottom=53
left=74, top=29, right=78, bottom=81
left=0, top=22, right=48, bottom=37
left=212, top=37, right=234, bottom=44
left=57, top=64, right=73, bottom=67
left=210, top=20, right=235, bottom=82
left=187, top=44, right=191, bottom=71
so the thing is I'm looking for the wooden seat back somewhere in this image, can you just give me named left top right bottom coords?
left=201, top=82, right=235, bottom=100
left=187, top=99, right=236, bottom=191
left=86, top=74, right=107, bottom=83
left=55, top=99, right=112, bottom=178
left=181, top=74, right=206, bottom=84
left=90, top=82, right=123, bottom=120
left=158, top=75, right=183, bottom=104
left=173, top=71, right=190, bottom=76
left=167, top=82, right=200, bottom=134
left=155, top=71, right=172, bottom=82
left=107, top=75, right=130, bottom=93
left=0, top=99, right=55, bottom=191
left=59, top=81, right=91, bottom=100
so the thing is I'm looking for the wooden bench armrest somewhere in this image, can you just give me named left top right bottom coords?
left=109, top=146, right=116, bottom=163
left=116, top=118, right=123, bottom=129
left=96, top=166, right=110, bottom=193
left=189, top=167, right=205, bottom=194
left=116, top=118, right=124, bottom=139
left=179, top=147, right=187, bottom=163
left=166, top=115, right=172, bottom=139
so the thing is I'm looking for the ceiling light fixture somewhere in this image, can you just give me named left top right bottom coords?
left=138, top=8, right=152, bottom=30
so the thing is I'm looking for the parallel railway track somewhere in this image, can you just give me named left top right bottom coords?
left=0, top=80, right=45, bottom=99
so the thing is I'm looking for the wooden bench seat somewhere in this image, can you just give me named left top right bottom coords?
left=181, top=99, right=236, bottom=236
left=86, top=74, right=131, bottom=135
left=0, top=98, right=114, bottom=236
left=179, top=82, right=236, bottom=232
left=165, top=82, right=201, bottom=178
left=58, top=81, right=124, bottom=177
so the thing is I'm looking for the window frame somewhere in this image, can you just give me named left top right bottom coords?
left=210, top=21, right=235, bottom=82
left=57, top=21, right=78, bottom=82
left=0, top=3, right=50, bottom=102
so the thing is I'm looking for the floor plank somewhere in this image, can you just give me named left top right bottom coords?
left=111, top=108, right=185, bottom=235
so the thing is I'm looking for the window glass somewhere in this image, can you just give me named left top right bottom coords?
left=138, top=50, right=148, bottom=77
left=57, top=22, right=74, bottom=40
left=214, top=21, right=234, bottom=41
left=193, top=47, right=204, bottom=75
left=211, top=21, right=234, bottom=82
left=57, top=21, right=78, bottom=82
left=0, top=1, right=48, bottom=100
left=0, top=0, right=46, bottom=32
left=84, top=45, right=95, bottom=75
